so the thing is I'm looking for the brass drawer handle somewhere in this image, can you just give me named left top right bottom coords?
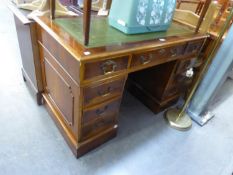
left=140, top=55, right=151, bottom=65
left=159, top=49, right=166, bottom=55
left=96, top=106, right=108, bottom=116
left=98, top=87, right=112, bottom=97
left=192, top=46, right=198, bottom=53
left=101, top=60, right=117, bottom=75
left=93, top=119, right=107, bottom=129
left=170, top=48, right=177, bottom=57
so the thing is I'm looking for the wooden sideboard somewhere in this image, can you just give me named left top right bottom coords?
left=7, top=2, right=43, bottom=105
left=31, top=14, right=208, bottom=157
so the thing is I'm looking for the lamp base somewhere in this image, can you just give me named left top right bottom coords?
left=164, top=108, right=192, bottom=131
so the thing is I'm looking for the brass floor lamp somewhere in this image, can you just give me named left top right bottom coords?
left=165, top=4, right=233, bottom=131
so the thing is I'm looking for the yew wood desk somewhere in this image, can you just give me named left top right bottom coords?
left=33, top=15, right=208, bottom=157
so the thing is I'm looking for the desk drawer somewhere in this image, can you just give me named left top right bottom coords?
left=131, top=44, right=186, bottom=68
left=83, top=77, right=125, bottom=107
left=81, top=115, right=116, bottom=141
left=184, top=39, right=204, bottom=56
left=82, top=98, right=121, bottom=124
left=81, top=98, right=120, bottom=141
left=84, top=56, right=129, bottom=80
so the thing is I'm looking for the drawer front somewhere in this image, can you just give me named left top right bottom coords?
left=83, top=77, right=125, bottom=107
left=131, top=44, right=186, bottom=68
left=184, top=39, right=204, bottom=56
left=82, top=98, right=121, bottom=124
left=81, top=114, right=116, bottom=141
left=84, top=56, right=129, bottom=80
left=81, top=98, right=121, bottom=141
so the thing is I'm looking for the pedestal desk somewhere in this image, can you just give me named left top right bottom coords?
left=33, top=15, right=208, bottom=157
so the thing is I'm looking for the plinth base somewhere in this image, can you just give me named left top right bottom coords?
left=164, top=108, right=192, bottom=131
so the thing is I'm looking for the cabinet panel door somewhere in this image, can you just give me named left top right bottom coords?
left=40, top=45, right=80, bottom=128
left=44, top=58, right=75, bottom=126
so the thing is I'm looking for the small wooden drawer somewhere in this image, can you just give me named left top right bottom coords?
left=84, top=56, right=129, bottom=80
left=80, top=115, right=116, bottom=141
left=131, top=44, right=186, bottom=68
left=82, top=98, right=121, bottom=124
left=184, top=39, right=204, bottom=56
left=83, top=77, right=125, bottom=107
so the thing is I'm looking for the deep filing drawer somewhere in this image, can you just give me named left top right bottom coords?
left=131, top=44, right=186, bottom=68
left=82, top=98, right=121, bottom=124
left=84, top=56, right=129, bottom=80
left=83, top=77, right=125, bottom=107
left=80, top=98, right=120, bottom=141
left=80, top=114, right=116, bottom=141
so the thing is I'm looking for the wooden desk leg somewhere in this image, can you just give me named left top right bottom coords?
left=83, top=0, right=92, bottom=46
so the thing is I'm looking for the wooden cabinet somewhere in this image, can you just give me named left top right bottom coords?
left=8, top=3, right=43, bottom=105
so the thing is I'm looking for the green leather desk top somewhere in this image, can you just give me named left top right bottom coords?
left=54, top=17, right=195, bottom=48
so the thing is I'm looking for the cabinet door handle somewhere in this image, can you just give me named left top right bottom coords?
left=101, top=60, right=117, bottom=75
left=96, top=106, right=108, bottom=116
left=98, top=87, right=112, bottom=97
left=140, top=55, right=151, bottom=65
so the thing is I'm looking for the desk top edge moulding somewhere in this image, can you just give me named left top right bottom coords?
left=10, top=0, right=217, bottom=157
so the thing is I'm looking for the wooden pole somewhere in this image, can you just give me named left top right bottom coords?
left=50, top=0, right=55, bottom=19
left=214, top=0, right=229, bottom=26
left=195, top=0, right=212, bottom=33
left=105, top=0, right=112, bottom=10
left=83, top=0, right=92, bottom=46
